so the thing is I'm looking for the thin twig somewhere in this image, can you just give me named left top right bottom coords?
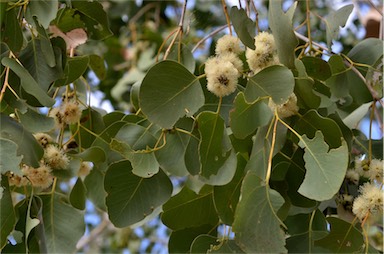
left=221, top=0, right=232, bottom=35
left=365, top=0, right=383, bottom=16
left=76, top=213, right=111, bottom=251
left=191, top=25, right=228, bottom=53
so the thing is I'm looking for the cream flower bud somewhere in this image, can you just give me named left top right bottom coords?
left=219, top=52, right=243, bottom=77
left=268, top=93, right=298, bottom=118
left=352, top=183, right=383, bottom=221
left=355, top=157, right=371, bottom=178
left=33, top=133, right=54, bottom=148
left=78, top=162, right=92, bottom=178
left=49, top=107, right=65, bottom=129
left=215, top=35, right=242, bottom=55
left=205, top=58, right=239, bottom=97
left=44, top=144, right=70, bottom=170
left=345, top=169, right=360, bottom=185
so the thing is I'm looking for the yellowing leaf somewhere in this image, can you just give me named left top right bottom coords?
left=298, top=131, right=348, bottom=201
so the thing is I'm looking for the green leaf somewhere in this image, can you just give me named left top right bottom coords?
left=294, top=78, right=321, bottom=109
left=104, top=160, right=172, bottom=227
left=84, top=166, right=106, bottom=211
left=169, top=225, right=216, bottom=253
left=315, top=217, right=365, bottom=253
left=268, top=0, right=298, bottom=69
left=69, top=177, right=87, bottom=210
left=72, top=1, right=113, bottom=40
left=140, top=60, right=204, bottom=129
left=2, top=7, right=23, bottom=52
left=1, top=58, right=55, bottom=107
left=1, top=176, right=16, bottom=249
left=40, top=193, right=85, bottom=253
left=197, top=112, right=231, bottom=178
left=53, top=8, right=85, bottom=33
left=245, top=65, right=295, bottom=104
left=232, top=171, right=287, bottom=253
left=301, top=56, right=331, bottom=81
left=25, top=0, right=58, bottom=28
left=55, top=55, right=90, bottom=86
left=33, top=16, right=55, bottom=67
left=285, top=210, right=329, bottom=253
left=89, top=54, right=106, bottom=80
left=293, top=110, right=343, bottom=149
left=0, top=114, right=44, bottom=168
left=348, top=38, right=383, bottom=67
left=209, top=239, right=245, bottom=253
left=18, top=108, right=55, bottom=133
left=213, top=154, right=246, bottom=225
left=69, top=146, right=106, bottom=164
left=190, top=234, right=219, bottom=253
left=155, top=129, right=190, bottom=177
left=324, top=5, right=354, bottom=50
left=229, top=7, right=255, bottom=50
left=298, top=131, right=348, bottom=201
left=168, top=43, right=196, bottom=73
left=342, top=102, right=371, bottom=129
left=0, top=138, right=23, bottom=175
left=111, top=123, right=159, bottom=178
left=230, top=92, right=272, bottom=139
left=161, top=186, right=219, bottom=231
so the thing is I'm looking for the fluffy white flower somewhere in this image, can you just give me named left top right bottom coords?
left=215, top=35, right=242, bottom=55
left=246, top=32, right=279, bottom=74
left=368, top=159, right=383, bottom=183
left=205, top=58, right=239, bottom=97
left=268, top=93, right=298, bottom=118
left=62, top=101, right=82, bottom=125
left=22, top=164, right=54, bottom=189
left=352, top=183, right=383, bottom=221
left=44, top=145, right=70, bottom=170
left=219, top=52, right=243, bottom=77
left=49, top=107, right=64, bottom=129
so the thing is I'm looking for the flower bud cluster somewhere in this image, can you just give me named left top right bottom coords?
left=246, top=32, right=280, bottom=74
left=268, top=93, right=298, bottom=118
left=352, top=182, right=383, bottom=222
left=205, top=35, right=243, bottom=97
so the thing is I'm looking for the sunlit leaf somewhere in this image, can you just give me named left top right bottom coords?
left=105, top=160, right=172, bottom=227
left=298, top=131, right=348, bottom=201
left=232, top=171, right=287, bottom=253
left=140, top=60, right=204, bottom=129
left=324, top=5, right=354, bottom=50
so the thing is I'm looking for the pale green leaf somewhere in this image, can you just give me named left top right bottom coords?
left=230, top=92, right=272, bottom=139
left=84, top=166, right=106, bottom=211
left=348, top=38, right=383, bottom=67
left=0, top=138, right=23, bottom=175
left=161, top=186, right=219, bottom=231
left=229, top=7, right=255, bottom=49
left=342, top=102, right=371, bottom=129
left=69, top=146, right=106, bottom=164
left=18, top=108, right=55, bottom=133
left=26, top=0, right=58, bottom=28
left=1, top=58, right=55, bottom=107
left=245, top=65, right=295, bottom=104
left=268, top=0, right=298, bottom=69
left=140, top=60, right=204, bottom=129
left=232, top=171, right=287, bottom=253
left=298, top=131, right=348, bottom=201
left=40, top=193, right=85, bottom=253
left=324, top=5, right=354, bottom=50
left=0, top=114, right=43, bottom=168
left=105, top=160, right=172, bottom=227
